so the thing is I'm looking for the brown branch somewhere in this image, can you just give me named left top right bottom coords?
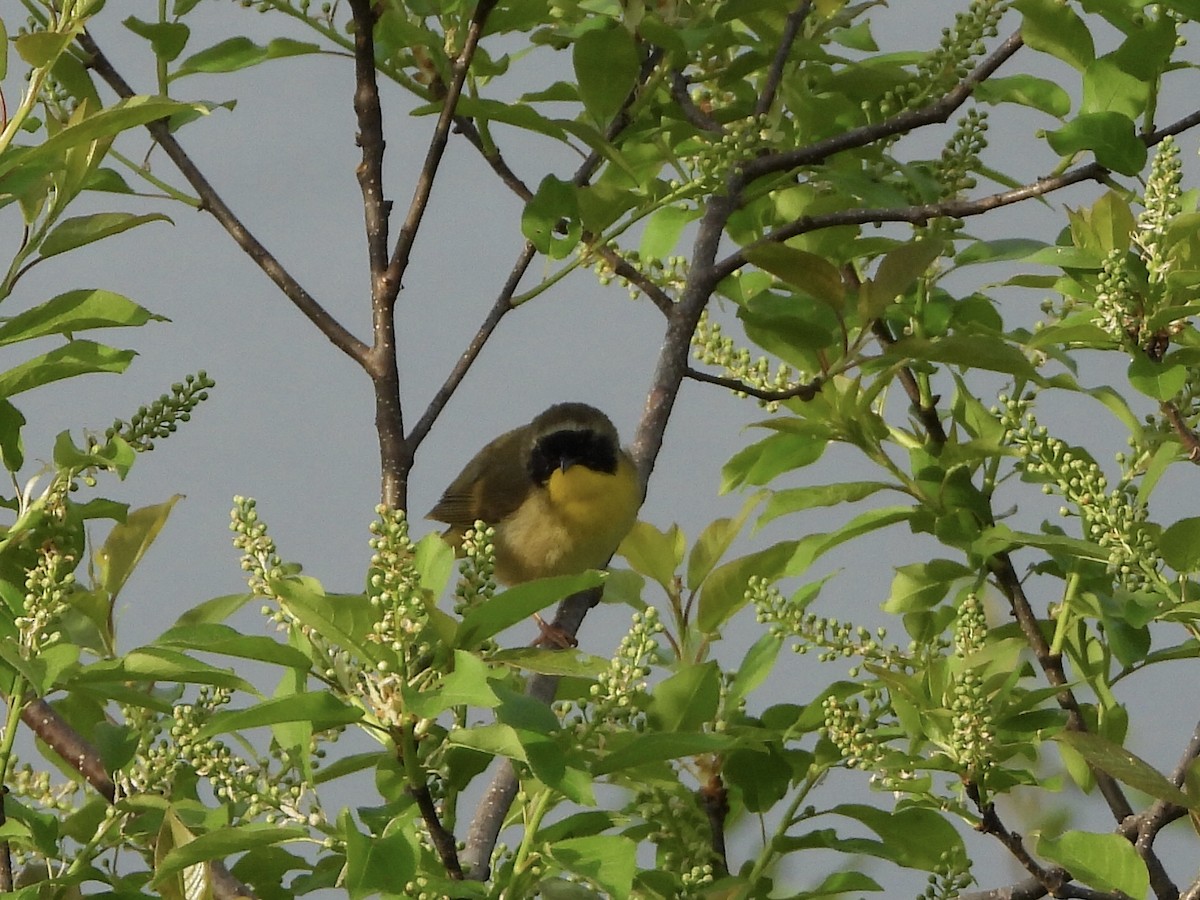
left=75, top=31, right=369, bottom=368
left=21, top=699, right=254, bottom=898
left=1161, top=399, right=1200, bottom=462
left=975, top=797, right=1064, bottom=892
left=670, top=71, right=723, bottom=133
left=699, top=770, right=730, bottom=876
left=755, top=0, right=813, bottom=117
left=386, top=0, right=499, bottom=285
left=411, top=780, right=463, bottom=879
left=684, top=366, right=821, bottom=402
left=741, top=28, right=1025, bottom=182
left=452, top=117, right=535, bottom=201
left=870, top=320, right=946, bottom=443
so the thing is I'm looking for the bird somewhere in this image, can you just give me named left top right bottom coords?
left=428, top=402, right=642, bottom=640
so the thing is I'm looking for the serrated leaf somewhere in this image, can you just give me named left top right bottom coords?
left=157, top=623, right=310, bottom=668
left=549, top=835, right=637, bottom=898
left=974, top=74, right=1071, bottom=117
left=617, top=521, right=684, bottom=592
left=196, top=692, right=362, bottom=739
left=1128, top=355, right=1186, bottom=401
left=592, top=732, right=739, bottom=775
left=744, top=244, right=845, bottom=304
left=172, top=36, right=322, bottom=79
left=153, top=823, right=307, bottom=884
left=687, top=493, right=761, bottom=590
left=758, top=481, right=894, bottom=526
left=456, top=572, right=603, bottom=647
left=1057, top=731, right=1195, bottom=809
left=0, top=290, right=165, bottom=347
left=1046, top=112, right=1147, bottom=176
left=698, top=540, right=798, bottom=632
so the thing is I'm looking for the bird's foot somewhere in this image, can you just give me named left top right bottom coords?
left=532, top=613, right=577, bottom=649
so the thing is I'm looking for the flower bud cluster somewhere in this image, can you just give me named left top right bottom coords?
left=229, top=496, right=283, bottom=598
left=17, top=546, right=74, bottom=655
left=455, top=522, right=497, bottom=615
left=948, top=594, right=995, bottom=779
left=937, top=110, right=989, bottom=197
left=751, top=577, right=903, bottom=674
left=822, top=694, right=889, bottom=771
left=692, top=311, right=800, bottom=409
left=999, top=394, right=1160, bottom=590
left=631, top=780, right=716, bottom=883
left=1136, top=135, right=1183, bottom=284
left=562, top=608, right=662, bottom=743
left=921, top=850, right=975, bottom=900
left=367, top=507, right=432, bottom=669
left=879, top=0, right=1006, bottom=117
left=108, top=372, right=214, bottom=453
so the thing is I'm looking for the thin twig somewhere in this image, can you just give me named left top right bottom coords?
left=755, top=0, right=813, bottom=117
left=1161, top=399, right=1200, bottom=461
left=411, top=781, right=464, bottom=879
left=75, top=31, right=370, bottom=367
left=741, top=29, right=1025, bottom=182
left=387, top=0, right=500, bottom=283
left=975, top=797, right=1062, bottom=890
left=453, top=117, right=534, bottom=201
left=684, top=366, right=821, bottom=402
left=670, top=71, right=723, bottom=133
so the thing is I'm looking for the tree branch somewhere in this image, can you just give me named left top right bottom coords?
left=741, top=28, right=1025, bottom=182
left=684, top=365, right=821, bottom=402
left=75, top=31, right=370, bottom=367
left=386, top=0, right=499, bottom=286
left=755, top=0, right=813, bottom=117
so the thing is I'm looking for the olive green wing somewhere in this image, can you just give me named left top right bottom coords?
left=427, top=425, right=532, bottom=530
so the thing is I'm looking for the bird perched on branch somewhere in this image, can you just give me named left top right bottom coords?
left=428, top=403, right=642, bottom=640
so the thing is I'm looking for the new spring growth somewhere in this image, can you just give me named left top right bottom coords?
left=455, top=520, right=497, bottom=615
left=108, top=372, right=214, bottom=452
left=17, top=546, right=74, bottom=656
left=367, top=506, right=432, bottom=669
left=998, top=393, right=1161, bottom=591
left=692, top=311, right=800, bottom=409
left=948, top=593, right=996, bottom=781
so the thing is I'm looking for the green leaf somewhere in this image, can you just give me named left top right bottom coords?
left=1159, top=517, right=1200, bottom=573
left=686, top=493, right=761, bottom=590
left=14, top=30, right=78, bottom=68
left=0, top=399, right=26, bottom=471
left=1035, top=831, right=1149, bottom=898
left=729, top=633, right=783, bottom=705
left=869, top=239, right=943, bottom=307
left=1015, top=0, right=1095, bottom=70
left=593, top=732, right=738, bottom=775
left=342, top=813, right=416, bottom=898
left=831, top=804, right=965, bottom=870
left=456, top=572, right=603, bottom=647
left=974, top=74, right=1071, bottom=117
left=617, top=521, right=684, bottom=593
left=883, top=559, right=972, bottom=614
left=886, top=334, right=1039, bottom=380
left=549, top=835, right=637, bottom=897
left=196, top=692, right=363, bottom=738
left=955, top=238, right=1050, bottom=266
left=274, top=579, right=386, bottom=667
left=156, top=623, right=311, bottom=669
left=1127, top=355, right=1186, bottom=401
left=72, top=647, right=256, bottom=693
left=648, top=661, right=720, bottom=732
left=640, top=204, right=695, bottom=261
left=722, top=429, right=830, bottom=491
left=1082, top=56, right=1149, bottom=119
left=0, top=341, right=135, bottom=399
left=0, top=290, right=165, bottom=347
left=97, top=495, right=183, bottom=601
left=123, top=17, right=190, bottom=63
left=759, top=481, right=895, bottom=526
left=154, top=823, right=307, bottom=884
left=489, top=647, right=609, bottom=677
left=172, top=36, right=322, bottom=79
left=521, top=175, right=581, bottom=259
left=744, top=244, right=845, bottom=304
left=38, top=213, right=173, bottom=260
left=407, top=650, right=501, bottom=717
left=1054, top=731, right=1196, bottom=810
left=573, top=27, right=639, bottom=124
left=697, top=540, right=798, bottom=632
left=1045, top=112, right=1147, bottom=176
left=0, top=97, right=208, bottom=184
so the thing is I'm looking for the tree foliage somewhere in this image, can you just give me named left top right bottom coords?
left=3, top=0, right=1200, bottom=898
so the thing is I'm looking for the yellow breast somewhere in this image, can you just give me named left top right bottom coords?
left=493, top=456, right=640, bottom=585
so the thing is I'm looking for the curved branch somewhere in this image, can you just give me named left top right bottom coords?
left=685, top=366, right=821, bottom=402
left=755, top=0, right=813, bottom=117
left=75, top=31, right=369, bottom=367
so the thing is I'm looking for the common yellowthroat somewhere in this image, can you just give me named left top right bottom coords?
left=428, top=403, right=642, bottom=588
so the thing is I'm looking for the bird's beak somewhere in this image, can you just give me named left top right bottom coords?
left=559, top=455, right=580, bottom=472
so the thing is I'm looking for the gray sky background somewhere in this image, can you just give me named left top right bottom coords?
left=7, top=0, right=1200, bottom=893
